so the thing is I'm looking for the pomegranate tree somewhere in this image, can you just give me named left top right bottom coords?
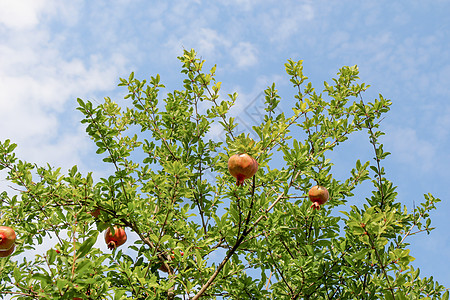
left=308, top=185, right=329, bottom=210
left=0, top=226, right=16, bottom=251
left=228, top=153, right=258, bottom=186
left=104, top=226, right=127, bottom=250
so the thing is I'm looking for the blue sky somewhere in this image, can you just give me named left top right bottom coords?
left=1, top=0, right=449, bottom=289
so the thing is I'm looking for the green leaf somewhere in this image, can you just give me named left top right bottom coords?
left=394, top=290, right=407, bottom=300
left=32, top=273, right=52, bottom=286
left=77, top=235, right=98, bottom=258
left=48, top=248, right=57, bottom=265
left=76, top=98, right=85, bottom=108
left=351, top=248, right=369, bottom=260
left=13, top=266, right=22, bottom=282
left=75, top=258, right=91, bottom=274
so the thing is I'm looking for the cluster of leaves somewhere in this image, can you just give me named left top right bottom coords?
left=0, top=49, right=447, bottom=299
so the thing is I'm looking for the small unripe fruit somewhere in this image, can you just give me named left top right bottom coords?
left=0, top=244, right=15, bottom=258
left=0, top=226, right=16, bottom=251
left=228, top=153, right=258, bottom=186
left=104, top=226, right=127, bottom=250
left=308, top=185, right=329, bottom=210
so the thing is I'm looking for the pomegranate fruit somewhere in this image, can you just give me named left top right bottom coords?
left=104, top=226, right=127, bottom=250
left=308, top=185, right=329, bottom=210
left=89, top=208, right=101, bottom=218
left=159, top=261, right=170, bottom=273
left=0, top=226, right=16, bottom=251
left=0, top=244, right=15, bottom=258
left=227, top=153, right=258, bottom=186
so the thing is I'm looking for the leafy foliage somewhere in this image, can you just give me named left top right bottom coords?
left=0, top=49, right=447, bottom=299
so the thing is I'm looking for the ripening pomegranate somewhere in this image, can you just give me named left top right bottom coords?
left=0, top=226, right=16, bottom=251
left=228, top=153, right=258, bottom=186
left=0, top=244, right=15, bottom=258
left=158, top=259, right=170, bottom=273
left=89, top=208, right=101, bottom=218
left=104, top=226, right=127, bottom=250
left=308, top=185, right=329, bottom=210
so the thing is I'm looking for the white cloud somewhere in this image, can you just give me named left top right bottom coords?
left=0, top=1, right=132, bottom=176
left=0, top=0, right=82, bottom=30
left=224, top=0, right=262, bottom=11
left=231, top=42, right=258, bottom=68
left=195, top=28, right=227, bottom=57
left=165, top=27, right=232, bottom=64
left=0, top=47, right=128, bottom=130
left=263, top=3, right=316, bottom=43
left=384, top=126, right=436, bottom=171
left=0, top=0, right=47, bottom=30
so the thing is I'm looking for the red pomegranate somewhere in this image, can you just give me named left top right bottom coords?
left=308, top=185, right=329, bottom=210
left=0, top=243, right=15, bottom=258
left=228, top=153, right=258, bottom=186
left=104, top=226, right=127, bottom=250
left=0, top=226, right=16, bottom=251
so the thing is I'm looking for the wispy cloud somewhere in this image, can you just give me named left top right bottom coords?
left=383, top=126, right=436, bottom=172
left=231, top=42, right=258, bottom=68
left=0, top=0, right=47, bottom=30
left=0, top=1, right=131, bottom=173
